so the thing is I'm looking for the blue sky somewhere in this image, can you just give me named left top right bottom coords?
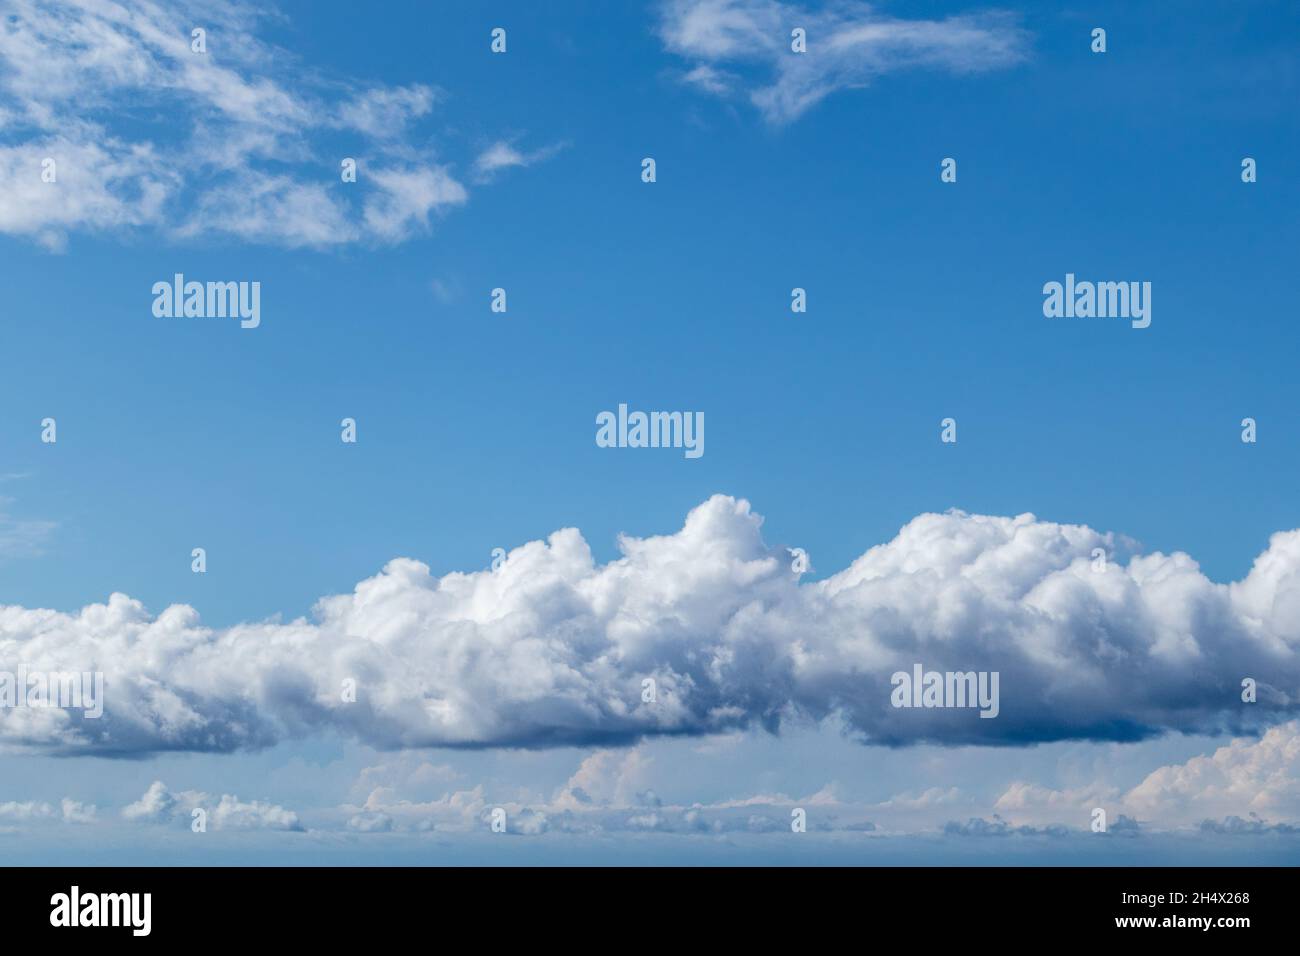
left=1, top=0, right=1298, bottom=863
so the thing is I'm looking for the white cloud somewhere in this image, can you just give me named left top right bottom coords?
left=350, top=754, right=462, bottom=804
left=0, top=800, right=54, bottom=820
left=0, top=797, right=96, bottom=825
left=0, top=137, right=176, bottom=250
left=340, top=763, right=858, bottom=837
left=990, top=722, right=1300, bottom=831
left=212, top=793, right=303, bottom=831
left=682, top=64, right=738, bottom=96
left=1, top=495, right=1298, bottom=756
left=121, top=780, right=177, bottom=823
left=659, top=0, right=1028, bottom=123
left=553, top=748, right=656, bottom=810
left=347, top=811, right=394, bottom=833
left=60, top=797, right=97, bottom=823
left=122, top=780, right=302, bottom=831
left=219, top=724, right=1300, bottom=838
left=473, top=140, right=566, bottom=182
left=361, top=164, right=468, bottom=241
left=176, top=172, right=360, bottom=247
left=0, top=0, right=527, bottom=248
left=878, top=786, right=965, bottom=811
left=333, top=85, right=438, bottom=139
left=345, top=783, right=488, bottom=834
left=1125, top=721, right=1300, bottom=824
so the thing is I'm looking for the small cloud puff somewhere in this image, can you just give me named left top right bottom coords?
left=123, top=781, right=303, bottom=832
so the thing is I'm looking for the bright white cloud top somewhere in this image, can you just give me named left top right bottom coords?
left=1, top=495, right=1296, bottom=756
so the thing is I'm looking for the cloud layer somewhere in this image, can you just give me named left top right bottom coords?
left=1, top=495, right=1298, bottom=757
left=344, top=721, right=1300, bottom=836
left=660, top=0, right=1028, bottom=123
left=9, top=722, right=1300, bottom=838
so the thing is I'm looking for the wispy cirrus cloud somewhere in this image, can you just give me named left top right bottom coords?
left=472, top=139, right=568, bottom=183
left=0, top=0, right=551, bottom=249
left=659, top=0, right=1029, bottom=123
left=0, top=487, right=56, bottom=558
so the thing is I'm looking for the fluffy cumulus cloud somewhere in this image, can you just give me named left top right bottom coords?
left=122, top=780, right=302, bottom=831
left=989, top=721, right=1300, bottom=833
left=659, top=0, right=1028, bottom=123
left=0, top=799, right=56, bottom=820
left=0, top=0, right=551, bottom=248
left=0, top=797, right=97, bottom=824
left=2, top=495, right=1298, bottom=758
left=1125, top=721, right=1300, bottom=825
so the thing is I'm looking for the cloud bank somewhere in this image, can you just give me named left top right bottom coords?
left=1, top=495, right=1298, bottom=757
left=342, top=721, right=1300, bottom=837
left=9, top=723, right=1300, bottom=838
left=659, top=0, right=1028, bottom=123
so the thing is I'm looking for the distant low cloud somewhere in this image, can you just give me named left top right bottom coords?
left=1126, top=721, right=1300, bottom=824
left=991, top=721, right=1300, bottom=832
left=342, top=751, right=869, bottom=836
left=0, top=797, right=97, bottom=824
left=659, top=0, right=1028, bottom=123
left=123, top=780, right=302, bottom=831
left=1200, top=816, right=1300, bottom=835
left=60, top=798, right=98, bottom=824
left=943, top=815, right=1069, bottom=838
left=29, top=724, right=1300, bottom=838
left=0, top=800, right=55, bottom=821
